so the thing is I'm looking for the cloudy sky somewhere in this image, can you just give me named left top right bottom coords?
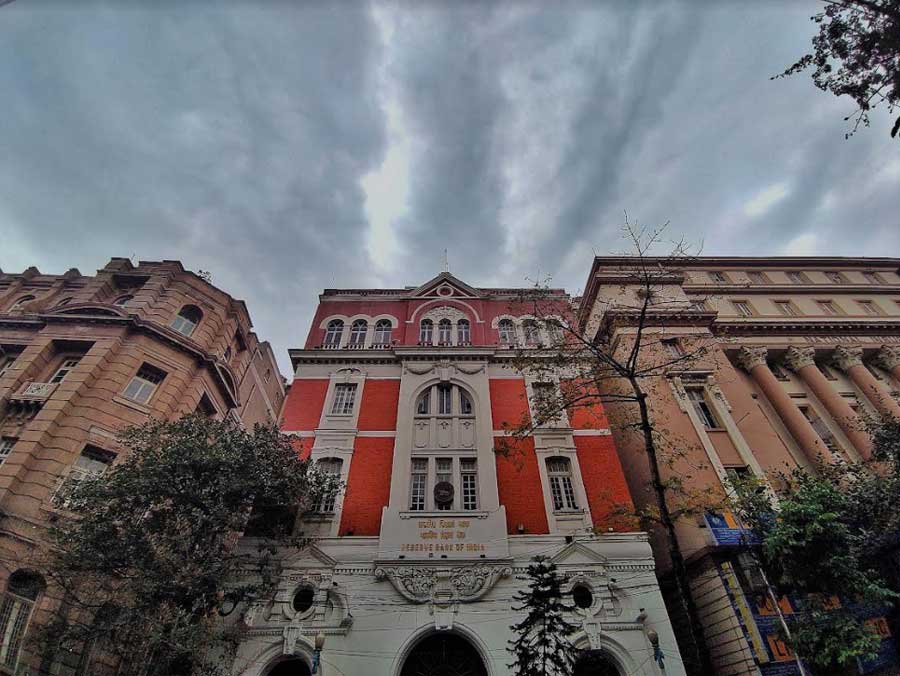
left=1, top=1, right=897, bottom=375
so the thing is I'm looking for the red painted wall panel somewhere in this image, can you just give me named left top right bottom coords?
left=489, top=379, right=531, bottom=431
left=281, top=379, right=329, bottom=431
left=495, top=437, right=549, bottom=534
left=575, top=435, right=638, bottom=532
left=357, top=380, right=400, bottom=431
left=339, top=437, right=394, bottom=536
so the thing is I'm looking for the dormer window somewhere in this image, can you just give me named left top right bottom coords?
left=9, top=295, right=35, bottom=312
left=113, top=295, right=133, bottom=307
left=170, top=305, right=202, bottom=337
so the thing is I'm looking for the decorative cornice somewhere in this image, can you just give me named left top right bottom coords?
left=830, top=345, right=863, bottom=372
left=735, top=346, right=768, bottom=372
left=782, top=346, right=816, bottom=372
left=712, top=318, right=900, bottom=337
left=374, top=563, right=511, bottom=605
left=874, top=346, right=900, bottom=372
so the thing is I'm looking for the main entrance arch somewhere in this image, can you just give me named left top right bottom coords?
left=266, top=658, right=311, bottom=676
left=574, top=650, right=621, bottom=676
left=400, top=633, right=488, bottom=676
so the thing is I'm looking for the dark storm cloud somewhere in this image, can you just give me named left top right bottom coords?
left=1, top=1, right=897, bottom=374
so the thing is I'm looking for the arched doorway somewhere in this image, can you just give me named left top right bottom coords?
left=266, top=657, right=311, bottom=676
left=400, top=633, right=488, bottom=676
left=574, top=650, right=621, bottom=676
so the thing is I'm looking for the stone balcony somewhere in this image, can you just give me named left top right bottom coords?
left=7, top=381, right=58, bottom=411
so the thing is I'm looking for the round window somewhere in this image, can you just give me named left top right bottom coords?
left=572, top=584, right=593, bottom=609
left=292, top=587, right=315, bottom=614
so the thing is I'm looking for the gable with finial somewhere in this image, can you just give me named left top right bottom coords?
left=409, top=272, right=480, bottom=299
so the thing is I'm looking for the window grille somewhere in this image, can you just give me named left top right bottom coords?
left=0, top=438, right=15, bottom=466
left=438, top=319, right=452, bottom=344
left=732, top=301, right=753, bottom=317
left=349, top=320, right=367, bottom=346
left=331, top=384, right=357, bottom=415
left=373, top=320, right=392, bottom=345
left=774, top=301, right=797, bottom=316
left=817, top=300, right=839, bottom=315
left=0, top=571, right=44, bottom=671
left=419, top=319, right=433, bottom=345
left=547, top=457, right=578, bottom=511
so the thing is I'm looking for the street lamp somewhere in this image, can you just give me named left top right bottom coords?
left=311, top=631, right=326, bottom=674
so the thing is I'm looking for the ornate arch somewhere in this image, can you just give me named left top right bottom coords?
left=409, top=298, right=482, bottom=324
left=392, top=624, right=495, bottom=676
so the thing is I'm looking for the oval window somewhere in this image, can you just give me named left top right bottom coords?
left=292, top=587, right=315, bottom=614
left=572, top=584, right=593, bottom=609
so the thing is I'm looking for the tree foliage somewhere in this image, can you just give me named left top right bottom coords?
left=35, top=415, right=338, bottom=676
left=730, top=419, right=900, bottom=672
left=778, top=0, right=900, bottom=138
left=508, top=557, right=579, bottom=676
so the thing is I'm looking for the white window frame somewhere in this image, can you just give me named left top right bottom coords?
left=373, top=320, right=393, bottom=345
left=774, top=300, right=797, bottom=317
left=54, top=446, right=115, bottom=509
left=457, top=319, right=471, bottom=344
left=348, top=320, right=368, bottom=347
left=732, top=300, right=753, bottom=317
left=498, top=319, right=516, bottom=345
left=437, top=319, right=452, bottom=345
left=419, top=320, right=434, bottom=345
left=330, top=383, right=357, bottom=416
left=409, top=458, right=428, bottom=511
left=324, top=320, right=344, bottom=348
left=312, top=458, right=343, bottom=513
left=407, top=455, right=478, bottom=512
left=122, top=364, right=166, bottom=405
left=170, top=307, right=201, bottom=337
left=0, top=352, right=20, bottom=379
left=523, top=321, right=540, bottom=346
left=787, top=271, right=806, bottom=284
left=546, top=457, right=579, bottom=512
left=709, top=271, right=727, bottom=284
left=9, top=295, right=35, bottom=311
left=0, top=582, right=39, bottom=670
left=817, top=300, right=839, bottom=316
left=686, top=388, right=719, bottom=429
left=857, top=300, right=881, bottom=316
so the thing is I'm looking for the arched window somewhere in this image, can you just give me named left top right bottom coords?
left=416, top=389, right=431, bottom=415
left=419, top=319, right=434, bottom=345
left=523, top=320, right=540, bottom=346
left=313, top=458, right=343, bottom=513
left=349, top=320, right=367, bottom=347
left=460, top=389, right=473, bottom=415
left=9, top=295, right=35, bottom=311
left=373, top=319, right=393, bottom=346
left=437, top=384, right=452, bottom=415
left=546, top=457, right=578, bottom=511
left=438, top=319, right=452, bottom=345
left=0, top=570, right=45, bottom=670
left=546, top=319, right=564, bottom=344
left=324, top=319, right=344, bottom=348
left=498, top=319, right=515, bottom=345
left=170, top=305, right=202, bottom=337
left=457, top=319, right=471, bottom=345
left=113, top=294, right=133, bottom=307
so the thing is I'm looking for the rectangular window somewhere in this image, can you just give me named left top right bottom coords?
left=330, top=384, right=357, bottom=415
left=725, top=466, right=751, bottom=483
left=787, top=271, right=806, bottom=284
left=857, top=300, right=882, bottom=316
left=313, top=458, right=342, bottom=513
left=799, top=406, right=838, bottom=451
left=817, top=300, right=839, bottom=315
left=774, top=301, right=797, bottom=316
left=0, top=437, right=16, bottom=466
left=438, top=385, right=452, bottom=415
left=546, top=457, right=578, bottom=511
left=663, top=338, right=685, bottom=358
left=409, top=458, right=427, bottom=511
left=826, top=271, right=845, bottom=283
left=435, top=458, right=453, bottom=510
left=50, top=357, right=81, bottom=384
left=687, top=388, right=719, bottom=429
left=122, top=364, right=166, bottom=405
left=54, top=446, right=115, bottom=509
left=710, top=271, right=728, bottom=284
left=461, top=458, right=478, bottom=511
left=0, top=351, right=21, bottom=379
left=732, top=301, right=753, bottom=317
left=747, top=271, right=766, bottom=284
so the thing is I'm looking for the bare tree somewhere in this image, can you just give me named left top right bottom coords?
left=500, top=218, right=726, bottom=675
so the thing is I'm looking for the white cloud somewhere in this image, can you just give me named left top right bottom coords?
left=743, top=182, right=791, bottom=218
left=780, top=232, right=819, bottom=256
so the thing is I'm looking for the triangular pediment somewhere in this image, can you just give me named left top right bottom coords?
left=410, top=272, right=480, bottom=299
left=281, top=543, right=337, bottom=570
left=551, top=541, right=608, bottom=567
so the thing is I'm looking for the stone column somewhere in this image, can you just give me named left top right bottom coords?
left=736, top=346, right=836, bottom=466
left=783, top=346, right=872, bottom=460
left=873, top=346, right=900, bottom=384
left=830, top=346, right=900, bottom=420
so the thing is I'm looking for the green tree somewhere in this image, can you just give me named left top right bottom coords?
left=34, top=415, right=338, bottom=676
left=508, top=557, right=579, bottom=676
left=777, top=0, right=900, bottom=138
left=730, top=419, right=900, bottom=673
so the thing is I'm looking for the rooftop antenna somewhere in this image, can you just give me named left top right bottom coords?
left=442, top=248, right=450, bottom=273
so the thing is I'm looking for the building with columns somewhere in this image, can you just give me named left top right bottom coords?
left=231, top=273, right=685, bottom=676
left=0, top=258, right=285, bottom=675
left=578, top=256, right=900, bottom=676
